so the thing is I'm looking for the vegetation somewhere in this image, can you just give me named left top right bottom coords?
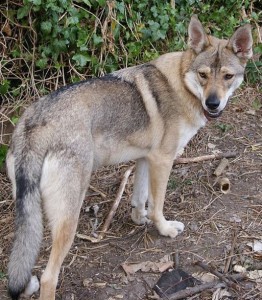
left=0, top=0, right=261, bottom=167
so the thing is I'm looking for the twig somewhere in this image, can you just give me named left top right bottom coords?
left=213, top=158, right=229, bottom=176
left=195, top=261, right=240, bottom=290
left=224, top=229, right=238, bottom=273
left=167, top=274, right=246, bottom=300
left=89, top=184, right=107, bottom=199
left=175, top=152, right=237, bottom=164
left=97, top=166, right=134, bottom=241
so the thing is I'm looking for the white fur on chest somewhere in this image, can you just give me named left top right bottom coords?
left=175, top=117, right=206, bottom=158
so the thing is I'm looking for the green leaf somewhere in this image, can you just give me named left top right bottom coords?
left=36, top=58, right=48, bottom=69
left=0, top=80, right=10, bottom=95
left=11, top=116, right=19, bottom=125
left=67, top=16, right=79, bottom=25
left=41, top=21, right=52, bottom=33
left=17, top=5, right=30, bottom=19
left=83, top=0, right=91, bottom=6
left=0, top=145, right=8, bottom=169
left=93, top=34, right=103, bottom=45
left=72, top=54, right=91, bottom=67
left=29, top=0, right=41, bottom=5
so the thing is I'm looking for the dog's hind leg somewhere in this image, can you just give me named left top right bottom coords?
left=39, top=153, right=92, bottom=300
left=131, top=158, right=150, bottom=225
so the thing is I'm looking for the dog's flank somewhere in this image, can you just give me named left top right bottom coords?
left=7, top=16, right=252, bottom=299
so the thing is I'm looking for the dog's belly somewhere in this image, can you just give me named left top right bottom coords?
left=93, top=138, right=148, bottom=168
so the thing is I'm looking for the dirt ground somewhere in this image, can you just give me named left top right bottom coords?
left=0, top=86, right=261, bottom=299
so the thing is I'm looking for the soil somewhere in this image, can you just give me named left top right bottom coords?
left=0, top=86, right=261, bottom=300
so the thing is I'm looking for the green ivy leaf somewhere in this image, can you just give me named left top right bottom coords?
left=72, top=54, right=91, bottom=67
left=17, top=5, right=30, bottom=19
left=29, top=0, right=42, bottom=5
left=82, top=0, right=91, bottom=6
left=93, top=34, right=103, bottom=45
left=36, top=58, right=48, bottom=69
left=0, top=145, right=8, bottom=169
left=41, top=21, right=52, bottom=33
left=0, top=80, right=10, bottom=95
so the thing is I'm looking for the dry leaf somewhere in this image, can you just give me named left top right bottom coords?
left=212, top=287, right=231, bottom=300
left=193, top=272, right=217, bottom=283
left=122, top=255, right=173, bottom=275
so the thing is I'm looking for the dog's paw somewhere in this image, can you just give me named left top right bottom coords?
left=23, top=275, right=40, bottom=296
left=131, top=207, right=151, bottom=225
left=157, top=220, right=185, bottom=238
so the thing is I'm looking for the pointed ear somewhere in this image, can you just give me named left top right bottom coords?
left=227, top=24, right=253, bottom=59
left=188, top=15, right=209, bottom=54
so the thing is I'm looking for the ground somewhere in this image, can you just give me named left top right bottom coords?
left=0, top=86, right=261, bottom=300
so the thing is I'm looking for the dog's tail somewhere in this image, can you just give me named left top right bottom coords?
left=8, top=148, right=44, bottom=299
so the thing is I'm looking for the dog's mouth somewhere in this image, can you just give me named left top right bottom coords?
left=203, top=109, right=222, bottom=120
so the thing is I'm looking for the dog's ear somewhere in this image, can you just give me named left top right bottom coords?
left=188, top=15, right=209, bottom=54
left=227, top=24, right=253, bottom=59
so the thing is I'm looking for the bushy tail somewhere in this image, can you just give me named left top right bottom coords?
left=8, top=150, right=44, bottom=299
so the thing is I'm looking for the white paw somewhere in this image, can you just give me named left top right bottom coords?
left=157, top=220, right=185, bottom=238
left=23, top=275, right=40, bottom=296
left=131, top=207, right=151, bottom=225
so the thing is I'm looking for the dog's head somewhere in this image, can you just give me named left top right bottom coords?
left=183, top=15, right=253, bottom=120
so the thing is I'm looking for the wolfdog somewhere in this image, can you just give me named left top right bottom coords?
left=7, top=15, right=252, bottom=299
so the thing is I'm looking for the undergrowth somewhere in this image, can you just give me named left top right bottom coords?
left=0, top=0, right=261, bottom=166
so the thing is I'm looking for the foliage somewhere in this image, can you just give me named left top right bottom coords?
left=0, top=1, right=261, bottom=149
left=1, top=1, right=261, bottom=88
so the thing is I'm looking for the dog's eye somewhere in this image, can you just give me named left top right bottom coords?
left=224, top=74, right=234, bottom=80
left=199, top=72, right=207, bottom=79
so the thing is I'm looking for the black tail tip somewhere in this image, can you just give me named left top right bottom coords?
left=8, top=287, right=23, bottom=300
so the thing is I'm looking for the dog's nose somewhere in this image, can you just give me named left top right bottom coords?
left=205, top=94, right=220, bottom=111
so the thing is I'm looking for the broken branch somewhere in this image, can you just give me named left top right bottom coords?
left=167, top=274, right=246, bottom=300
left=97, top=166, right=134, bottom=241
left=175, top=152, right=237, bottom=164
left=195, top=261, right=241, bottom=290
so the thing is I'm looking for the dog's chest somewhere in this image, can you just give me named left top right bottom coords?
left=175, top=119, right=205, bottom=157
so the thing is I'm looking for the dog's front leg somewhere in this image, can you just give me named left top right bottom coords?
left=147, top=155, right=184, bottom=238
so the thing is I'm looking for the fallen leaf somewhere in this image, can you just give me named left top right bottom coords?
left=192, top=272, right=217, bottom=283
left=247, top=240, right=262, bottom=253
left=208, top=143, right=216, bottom=149
left=229, top=215, right=241, bottom=223
left=212, top=287, right=231, bottom=300
left=233, top=265, right=246, bottom=273
left=122, top=255, right=173, bottom=275
left=247, top=270, right=262, bottom=282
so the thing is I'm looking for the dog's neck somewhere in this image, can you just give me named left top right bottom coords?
left=153, top=52, right=207, bottom=128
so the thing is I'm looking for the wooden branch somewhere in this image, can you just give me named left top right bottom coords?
left=224, top=230, right=238, bottom=273
left=168, top=274, right=246, bottom=300
left=167, top=274, right=246, bottom=300
left=213, top=158, right=229, bottom=176
left=195, top=261, right=240, bottom=290
left=97, top=166, right=134, bottom=241
left=175, top=152, right=237, bottom=164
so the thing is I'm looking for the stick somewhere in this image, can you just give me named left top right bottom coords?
left=224, top=230, right=238, bottom=273
left=167, top=274, right=246, bottom=300
left=195, top=261, right=240, bottom=290
left=213, top=158, right=229, bottom=176
left=175, top=152, right=237, bottom=164
left=89, top=184, right=107, bottom=199
left=97, top=166, right=134, bottom=241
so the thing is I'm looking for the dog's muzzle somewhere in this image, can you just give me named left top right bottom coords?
left=204, top=94, right=222, bottom=120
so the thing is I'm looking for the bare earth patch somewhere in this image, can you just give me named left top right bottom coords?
left=0, top=86, right=261, bottom=299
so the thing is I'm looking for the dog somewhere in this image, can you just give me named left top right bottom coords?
left=7, top=15, right=252, bottom=299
